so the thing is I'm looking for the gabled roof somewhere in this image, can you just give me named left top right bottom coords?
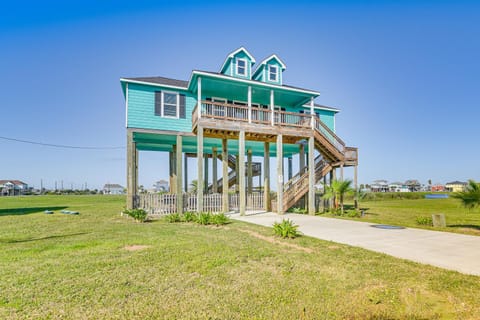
left=121, top=76, right=188, bottom=89
left=104, top=184, right=124, bottom=189
left=0, top=180, right=27, bottom=185
left=252, top=54, right=287, bottom=78
left=220, top=47, right=256, bottom=73
left=446, top=181, right=467, bottom=185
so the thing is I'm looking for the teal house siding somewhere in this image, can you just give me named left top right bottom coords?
left=317, top=110, right=335, bottom=132
left=127, top=83, right=195, bottom=132
left=220, top=47, right=255, bottom=79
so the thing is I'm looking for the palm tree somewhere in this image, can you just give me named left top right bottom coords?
left=451, top=180, right=480, bottom=209
left=322, top=179, right=353, bottom=214
left=189, top=180, right=198, bottom=193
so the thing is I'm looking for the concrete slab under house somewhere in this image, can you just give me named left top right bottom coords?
left=120, top=47, right=358, bottom=216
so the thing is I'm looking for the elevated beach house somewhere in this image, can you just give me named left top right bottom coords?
left=120, top=47, right=357, bottom=215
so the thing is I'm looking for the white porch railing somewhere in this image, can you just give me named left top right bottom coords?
left=134, top=192, right=264, bottom=216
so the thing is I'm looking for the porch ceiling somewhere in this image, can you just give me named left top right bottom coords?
left=191, top=73, right=316, bottom=107
left=133, top=132, right=306, bottom=157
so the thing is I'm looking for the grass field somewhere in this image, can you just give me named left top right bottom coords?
left=328, top=197, right=480, bottom=236
left=1, top=195, right=480, bottom=319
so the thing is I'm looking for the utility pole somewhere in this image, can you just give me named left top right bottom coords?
left=40, top=179, right=43, bottom=195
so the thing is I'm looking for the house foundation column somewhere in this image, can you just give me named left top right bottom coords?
left=276, top=134, right=284, bottom=214
left=340, top=164, right=344, bottom=181
left=222, top=138, right=229, bottom=212
left=247, top=149, right=253, bottom=194
left=308, top=136, right=315, bottom=215
left=197, top=127, right=204, bottom=212
left=354, top=164, right=358, bottom=209
left=126, top=130, right=137, bottom=209
left=171, top=146, right=177, bottom=193
left=288, top=156, right=293, bottom=180
left=176, top=135, right=183, bottom=214
left=184, top=153, right=188, bottom=193
left=239, top=131, right=246, bottom=215
left=235, top=155, right=240, bottom=193
left=204, top=154, right=209, bottom=193
left=264, top=142, right=270, bottom=211
left=212, top=147, right=218, bottom=193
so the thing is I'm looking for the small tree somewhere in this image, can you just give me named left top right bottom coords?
left=190, top=180, right=198, bottom=193
left=451, top=180, right=480, bottom=209
left=322, top=179, right=353, bottom=214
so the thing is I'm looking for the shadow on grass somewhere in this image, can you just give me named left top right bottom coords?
left=0, top=232, right=89, bottom=243
left=0, top=206, right=68, bottom=216
left=449, top=224, right=480, bottom=231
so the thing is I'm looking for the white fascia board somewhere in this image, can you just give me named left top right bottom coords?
left=120, top=78, right=188, bottom=91
left=301, top=105, right=340, bottom=113
left=258, top=54, right=287, bottom=70
left=190, top=71, right=320, bottom=96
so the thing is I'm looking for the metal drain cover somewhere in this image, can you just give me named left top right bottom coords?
left=371, top=224, right=405, bottom=230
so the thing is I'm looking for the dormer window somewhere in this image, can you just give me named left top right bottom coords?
left=268, top=65, right=278, bottom=81
left=236, top=58, right=246, bottom=76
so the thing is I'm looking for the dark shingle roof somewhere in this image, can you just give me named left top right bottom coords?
left=123, top=76, right=189, bottom=88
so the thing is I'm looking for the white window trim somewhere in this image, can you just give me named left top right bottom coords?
left=268, top=65, right=278, bottom=82
left=233, top=100, right=247, bottom=106
left=212, top=97, right=227, bottom=103
left=161, top=91, right=180, bottom=119
left=236, top=58, right=247, bottom=76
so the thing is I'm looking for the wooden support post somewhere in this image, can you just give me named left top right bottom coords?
left=176, top=135, right=183, bottom=214
left=126, top=130, right=136, bottom=209
left=264, top=142, right=270, bottom=211
left=204, top=154, right=209, bottom=193
left=323, top=175, right=328, bottom=211
left=171, top=145, right=177, bottom=193
left=239, top=131, right=246, bottom=216
left=222, top=139, right=229, bottom=213
left=277, top=134, right=284, bottom=214
left=169, top=151, right=174, bottom=193
left=340, top=164, right=344, bottom=181
left=184, top=153, right=188, bottom=193
left=235, top=155, right=240, bottom=193
left=212, top=147, right=218, bottom=193
left=288, top=156, right=293, bottom=180
left=299, top=144, right=305, bottom=171
left=329, top=170, right=334, bottom=209
left=197, top=127, right=204, bottom=212
left=247, top=149, right=253, bottom=195
left=354, top=164, right=358, bottom=209
left=134, top=147, right=138, bottom=198
left=308, top=137, right=315, bottom=215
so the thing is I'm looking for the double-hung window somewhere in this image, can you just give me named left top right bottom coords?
left=236, top=58, right=246, bottom=76
left=268, top=65, right=278, bottom=82
left=155, top=91, right=185, bottom=119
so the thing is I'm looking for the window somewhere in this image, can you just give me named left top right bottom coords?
left=236, top=58, right=246, bottom=76
left=268, top=65, right=278, bottom=82
left=155, top=91, right=180, bottom=118
left=162, top=92, right=179, bottom=117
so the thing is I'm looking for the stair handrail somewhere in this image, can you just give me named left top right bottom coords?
left=313, top=115, right=345, bottom=153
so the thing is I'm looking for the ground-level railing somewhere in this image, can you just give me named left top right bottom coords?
left=134, top=192, right=265, bottom=216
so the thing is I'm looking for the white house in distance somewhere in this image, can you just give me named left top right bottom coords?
left=153, top=180, right=169, bottom=192
left=0, top=180, right=29, bottom=196
left=103, top=184, right=125, bottom=195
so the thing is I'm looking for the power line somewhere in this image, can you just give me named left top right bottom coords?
left=0, top=135, right=125, bottom=150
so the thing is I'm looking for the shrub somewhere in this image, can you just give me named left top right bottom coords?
left=165, top=213, right=182, bottom=223
left=273, top=219, right=300, bottom=239
left=289, top=207, right=308, bottom=214
left=416, top=216, right=433, bottom=226
left=211, top=213, right=230, bottom=226
left=197, top=212, right=212, bottom=225
left=346, top=210, right=361, bottom=218
left=183, top=211, right=197, bottom=222
left=123, top=209, right=148, bottom=222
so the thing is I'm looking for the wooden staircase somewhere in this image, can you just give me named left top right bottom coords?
left=207, top=154, right=261, bottom=192
left=282, top=155, right=332, bottom=212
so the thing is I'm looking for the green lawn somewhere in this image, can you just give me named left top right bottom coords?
left=330, top=197, right=480, bottom=236
left=1, top=195, right=480, bottom=319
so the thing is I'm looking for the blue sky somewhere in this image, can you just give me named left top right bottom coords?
left=1, top=1, right=479, bottom=190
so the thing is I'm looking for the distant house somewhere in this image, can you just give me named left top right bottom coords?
left=153, top=180, right=169, bottom=192
left=0, top=180, right=29, bottom=196
left=103, top=184, right=125, bottom=195
left=431, top=184, right=445, bottom=192
left=445, top=181, right=467, bottom=192
left=405, top=180, right=421, bottom=192
left=370, top=180, right=389, bottom=192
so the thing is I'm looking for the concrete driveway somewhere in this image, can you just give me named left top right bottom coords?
left=231, top=212, right=480, bottom=276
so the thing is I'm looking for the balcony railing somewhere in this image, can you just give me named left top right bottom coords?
left=193, top=100, right=355, bottom=161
